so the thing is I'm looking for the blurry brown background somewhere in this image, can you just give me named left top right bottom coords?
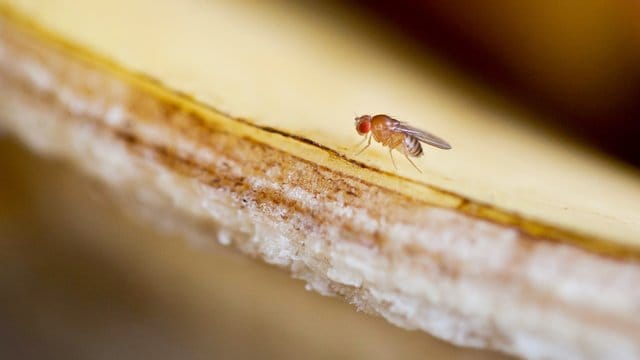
left=358, top=0, right=640, bottom=166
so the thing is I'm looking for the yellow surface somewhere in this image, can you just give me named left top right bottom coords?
left=2, top=0, right=640, bottom=248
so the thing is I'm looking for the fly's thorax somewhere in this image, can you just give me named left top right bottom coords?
left=371, top=114, right=394, bottom=129
left=370, top=114, right=396, bottom=142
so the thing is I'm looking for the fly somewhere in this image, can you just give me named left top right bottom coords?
left=354, top=114, right=451, bottom=172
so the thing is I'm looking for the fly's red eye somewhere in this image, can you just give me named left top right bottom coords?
left=358, top=121, right=371, bottom=134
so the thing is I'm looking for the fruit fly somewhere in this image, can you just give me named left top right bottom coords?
left=354, top=114, right=451, bottom=172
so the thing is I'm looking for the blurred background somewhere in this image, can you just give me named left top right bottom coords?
left=357, top=0, right=640, bottom=167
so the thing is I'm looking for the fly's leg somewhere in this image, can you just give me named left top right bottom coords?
left=389, top=148, right=398, bottom=170
left=404, top=154, right=423, bottom=173
left=354, top=134, right=368, bottom=149
left=355, top=134, right=372, bottom=155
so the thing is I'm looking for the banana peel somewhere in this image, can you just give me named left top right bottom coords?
left=1, top=1, right=640, bottom=359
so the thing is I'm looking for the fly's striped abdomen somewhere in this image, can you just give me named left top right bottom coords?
left=403, top=135, right=423, bottom=157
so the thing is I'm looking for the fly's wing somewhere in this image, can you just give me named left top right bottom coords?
left=391, top=121, right=452, bottom=149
